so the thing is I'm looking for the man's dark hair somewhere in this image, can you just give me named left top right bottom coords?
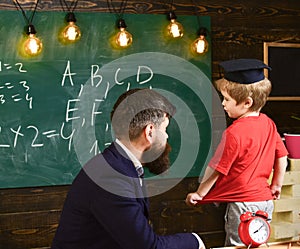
left=111, top=88, right=176, bottom=140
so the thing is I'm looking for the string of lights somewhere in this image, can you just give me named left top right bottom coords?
left=12, top=0, right=209, bottom=57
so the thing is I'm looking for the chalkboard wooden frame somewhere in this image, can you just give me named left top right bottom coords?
left=263, top=42, right=300, bottom=101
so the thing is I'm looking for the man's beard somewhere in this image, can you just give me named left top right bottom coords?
left=142, top=142, right=171, bottom=175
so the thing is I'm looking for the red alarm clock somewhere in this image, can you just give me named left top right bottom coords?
left=238, top=210, right=271, bottom=248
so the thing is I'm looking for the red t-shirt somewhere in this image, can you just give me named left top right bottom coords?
left=199, top=113, right=288, bottom=203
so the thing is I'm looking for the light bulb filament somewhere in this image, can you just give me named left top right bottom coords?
left=119, top=31, right=129, bottom=46
left=62, top=21, right=81, bottom=43
left=170, top=22, right=180, bottom=38
left=65, top=24, right=78, bottom=40
left=24, top=34, right=43, bottom=56
left=116, top=27, right=132, bottom=48
left=196, top=38, right=206, bottom=53
left=28, top=36, right=39, bottom=53
left=192, top=35, right=208, bottom=55
left=167, top=19, right=183, bottom=38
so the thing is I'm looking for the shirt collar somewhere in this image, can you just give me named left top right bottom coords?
left=115, top=139, right=142, bottom=170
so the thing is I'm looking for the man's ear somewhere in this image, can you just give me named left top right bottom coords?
left=244, top=96, right=253, bottom=108
left=144, top=123, right=154, bottom=143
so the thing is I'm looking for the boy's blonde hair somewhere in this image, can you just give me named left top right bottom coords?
left=215, top=78, right=272, bottom=111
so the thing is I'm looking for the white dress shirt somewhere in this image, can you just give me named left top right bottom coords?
left=115, top=139, right=143, bottom=186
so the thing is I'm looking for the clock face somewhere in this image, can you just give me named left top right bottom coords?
left=248, top=217, right=270, bottom=244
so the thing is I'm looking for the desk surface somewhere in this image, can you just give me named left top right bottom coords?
left=211, top=241, right=300, bottom=249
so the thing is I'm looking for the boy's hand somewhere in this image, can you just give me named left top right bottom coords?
left=270, top=184, right=282, bottom=200
left=185, top=192, right=203, bottom=206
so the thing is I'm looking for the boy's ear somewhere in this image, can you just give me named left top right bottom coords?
left=244, top=96, right=253, bottom=108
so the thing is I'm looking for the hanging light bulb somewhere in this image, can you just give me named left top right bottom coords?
left=61, top=12, right=81, bottom=43
left=114, top=18, right=132, bottom=48
left=191, top=27, right=209, bottom=55
left=22, top=24, right=43, bottom=57
left=166, top=11, right=184, bottom=38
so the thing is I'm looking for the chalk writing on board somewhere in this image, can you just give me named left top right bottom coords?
left=61, top=60, right=154, bottom=87
left=0, top=61, right=27, bottom=72
left=0, top=122, right=74, bottom=150
left=0, top=61, right=33, bottom=109
left=62, top=60, right=155, bottom=129
left=0, top=60, right=157, bottom=160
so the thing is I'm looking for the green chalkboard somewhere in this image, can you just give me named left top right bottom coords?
left=0, top=10, right=212, bottom=188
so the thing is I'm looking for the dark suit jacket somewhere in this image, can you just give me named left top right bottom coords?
left=51, top=142, right=199, bottom=249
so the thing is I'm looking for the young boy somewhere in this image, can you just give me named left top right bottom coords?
left=186, top=59, right=288, bottom=246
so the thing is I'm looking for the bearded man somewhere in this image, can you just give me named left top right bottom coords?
left=51, top=88, right=205, bottom=249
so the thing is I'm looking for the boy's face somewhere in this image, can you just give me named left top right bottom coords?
left=221, top=90, right=248, bottom=119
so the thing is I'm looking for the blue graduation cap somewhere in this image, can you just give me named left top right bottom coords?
left=219, top=58, right=271, bottom=84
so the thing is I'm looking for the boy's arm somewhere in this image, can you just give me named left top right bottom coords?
left=270, top=156, right=288, bottom=200
left=186, top=166, right=220, bottom=206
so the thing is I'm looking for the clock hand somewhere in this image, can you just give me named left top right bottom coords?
left=253, top=225, right=264, bottom=233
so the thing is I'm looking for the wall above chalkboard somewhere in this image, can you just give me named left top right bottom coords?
left=264, top=42, right=300, bottom=101
left=0, top=10, right=217, bottom=189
